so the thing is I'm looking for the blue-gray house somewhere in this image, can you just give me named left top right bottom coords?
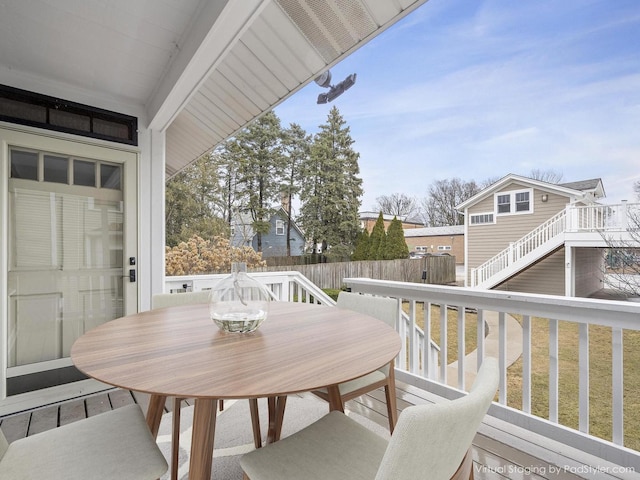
left=231, top=208, right=305, bottom=258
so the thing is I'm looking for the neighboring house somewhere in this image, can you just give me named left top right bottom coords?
left=231, top=208, right=305, bottom=258
left=457, top=174, right=638, bottom=297
left=359, top=211, right=423, bottom=233
left=404, top=225, right=465, bottom=264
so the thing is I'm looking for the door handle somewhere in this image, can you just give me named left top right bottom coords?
left=123, top=269, right=136, bottom=282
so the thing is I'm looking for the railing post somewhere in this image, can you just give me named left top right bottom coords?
left=620, top=200, right=628, bottom=230
left=509, top=242, right=515, bottom=265
left=565, top=204, right=575, bottom=232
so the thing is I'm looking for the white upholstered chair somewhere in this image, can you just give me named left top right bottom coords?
left=0, top=404, right=168, bottom=480
left=312, top=291, right=399, bottom=432
left=240, top=357, right=500, bottom=480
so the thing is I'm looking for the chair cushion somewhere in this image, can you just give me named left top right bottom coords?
left=241, top=411, right=388, bottom=480
left=0, top=404, right=168, bottom=480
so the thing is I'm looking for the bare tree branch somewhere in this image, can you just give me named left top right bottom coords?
left=373, top=193, right=419, bottom=218
left=601, top=204, right=640, bottom=297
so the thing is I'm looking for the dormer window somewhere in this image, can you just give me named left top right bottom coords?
left=495, top=189, right=533, bottom=216
left=497, top=194, right=511, bottom=213
left=515, top=192, right=530, bottom=212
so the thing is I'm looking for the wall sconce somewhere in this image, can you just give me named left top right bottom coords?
left=541, top=194, right=548, bottom=202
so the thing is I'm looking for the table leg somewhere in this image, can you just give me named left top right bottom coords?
left=249, top=399, right=262, bottom=448
left=146, top=394, right=167, bottom=438
left=171, top=398, right=183, bottom=480
left=326, top=386, right=344, bottom=412
left=189, top=398, right=218, bottom=480
left=266, top=396, right=287, bottom=444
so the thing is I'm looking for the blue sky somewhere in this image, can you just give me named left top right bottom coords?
left=275, top=0, right=640, bottom=211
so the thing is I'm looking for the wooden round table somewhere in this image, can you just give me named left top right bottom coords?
left=71, top=301, right=401, bottom=480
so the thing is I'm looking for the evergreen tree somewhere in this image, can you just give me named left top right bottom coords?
left=226, top=111, right=286, bottom=252
left=282, top=123, right=310, bottom=256
left=367, top=212, right=386, bottom=260
left=298, top=106, right=363, bottom=260
left=377, top=228, right=389, bottom=260
left=385, top=217, right=410, bottom=260
left=214, top=145, right=243, bottom=226
left=352, top=228, right=370, bottom=261
left=165, top=154, right=228, bottom=246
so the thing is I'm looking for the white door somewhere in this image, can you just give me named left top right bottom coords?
left=2, top=129, right=138, bottom=396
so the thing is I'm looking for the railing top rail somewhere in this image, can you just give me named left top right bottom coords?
left=165, top=270, right=307, bottom=281
left=344, top=278, right=640, bottom=330
left=571, top=202, right=640, bottom=209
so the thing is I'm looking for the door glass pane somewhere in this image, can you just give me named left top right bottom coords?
left=74, top=160, right=96, bottom=187
left=10, top=150, right=38, bottom=180
left=43, top=155, right=68, bottom=184
left=101, top=163, right=121, bottom=190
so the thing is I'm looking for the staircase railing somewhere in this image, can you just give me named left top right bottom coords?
left=471, top=209, right=567, bottom=287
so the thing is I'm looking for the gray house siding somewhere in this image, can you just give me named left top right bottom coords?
left=252, top=214, right=304, bottom=258
left=494, top=248, right=566, bottom=296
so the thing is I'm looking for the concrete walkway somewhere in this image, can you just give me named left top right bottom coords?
left=445, top=310, right=523, bottom=389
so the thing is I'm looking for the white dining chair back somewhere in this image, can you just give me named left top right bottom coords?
left=311, top=291, right=400, bottom=431
left=0, top=405, right=167, bottom=480
left=152, top=290, right=211, bottom=309
left=336, top=291, right=398, bottom=375
left=337, top=291, right=397, bottom=327
left=240, top=357, right=500, bottom=480
left=375, top=356, right=499, bottom=480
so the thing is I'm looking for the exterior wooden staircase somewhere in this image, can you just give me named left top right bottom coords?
left=470, top=202, right=639, bottom=289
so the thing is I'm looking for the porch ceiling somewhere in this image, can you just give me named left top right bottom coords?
left=0, top=0, right=429, bottom=178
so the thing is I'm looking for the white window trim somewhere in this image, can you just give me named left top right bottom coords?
left=470, top=212, right=495, bottom=225
left=275, top=219, right=285, bottom=235
left=494, top=188, right=533, bottom=216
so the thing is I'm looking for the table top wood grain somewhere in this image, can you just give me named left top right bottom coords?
left=71, top=301, right=401, bottom=400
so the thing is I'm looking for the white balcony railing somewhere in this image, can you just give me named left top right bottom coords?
left=471, top=202, right=640, bottom=288
left=165, top=270, right=336, bottom=305
left=343, top=277, right=640, bottom=470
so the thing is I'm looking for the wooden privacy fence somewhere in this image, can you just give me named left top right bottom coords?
left=254, top=256, right=456, bottom=290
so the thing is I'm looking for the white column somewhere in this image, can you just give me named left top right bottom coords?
left=137, top=128, right=166, bottom=311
